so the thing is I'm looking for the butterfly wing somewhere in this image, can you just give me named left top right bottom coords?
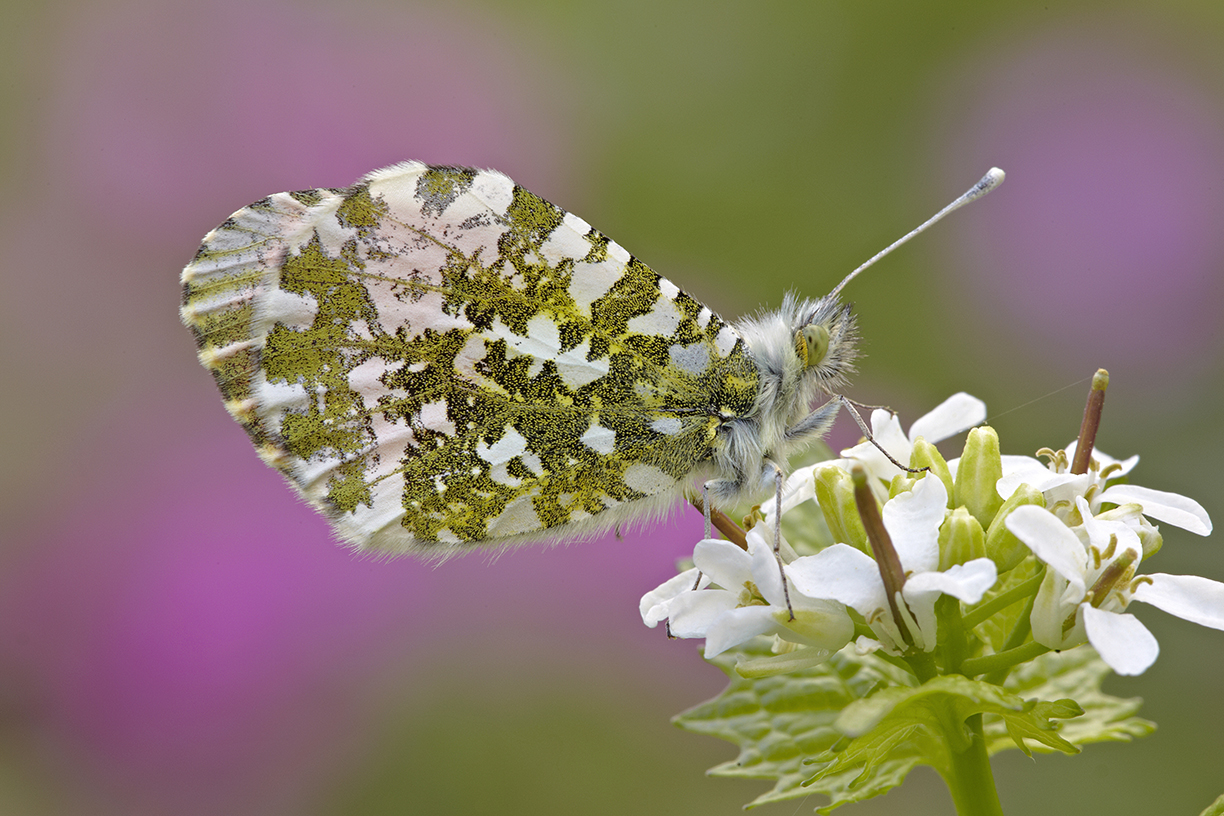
left=182, top=162, right=758, bottom=555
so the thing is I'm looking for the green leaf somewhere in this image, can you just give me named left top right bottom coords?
left=673, top=639, right=914, bottom=811
left=810, top=674, right=1079, bottom=798
left=676, top=639, right=1152, bottom=812
left=989, top=648, right=1155, bottom=751
left=1198, top=792, right=1224, bottom=816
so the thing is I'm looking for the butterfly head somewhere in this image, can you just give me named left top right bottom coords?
left=792, top=293, right=859, bottom=393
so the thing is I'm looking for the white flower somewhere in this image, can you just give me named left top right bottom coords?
left=995, top=442, right=1211, bottom=536
left=640, top=569, right=710, bottom=629
left=1006, top=498, right=1224, bottom=675
left=640, top=526, right=853, bottom=660
left=762, top=462, right=827, bottom=523
left=786, top=475, right=998, bottom=654
left=841, top=393, right=986, bottom=484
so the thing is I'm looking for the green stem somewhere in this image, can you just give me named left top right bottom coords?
left=940, top=713, right=1005, bottom=816
left=936, top=594, right=968, bottom=674
left=852, top=621, right=877, bottom=641
left=906, top=650, right=939, bottom=684
left=984, top=591, right=1038, bottom=686
left=961, top=571, right=1044, bottom=630
left=960, top=641, right=1050, bottom=678
left=851, top=622, right=919, bottom=678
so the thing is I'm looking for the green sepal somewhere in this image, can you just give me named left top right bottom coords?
left=887, top=473, right=915, bottom=499
left=910, top=437, right=954, bottom=504
left=939, top=506, right=986, bottom=569
left=953, top=426, right=1004, bottom=528
left=985, top=483, right=1046, bottom=572
left=815, top=465, right=869, bottom=553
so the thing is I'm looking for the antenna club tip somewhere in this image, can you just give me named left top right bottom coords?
left=977, top=167, right=1005, bottom=192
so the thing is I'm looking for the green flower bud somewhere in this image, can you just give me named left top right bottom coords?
left=954, top=426, right=1004, bottom=528
left=939, top=506, right=986, bottom=569
left=985, top=483, right=1045, bottom=571
left=815, top=465, right=868, bottom=553
left=910, top=436, right=954, bottom=505
left=888, top=472, right=915, bottom=499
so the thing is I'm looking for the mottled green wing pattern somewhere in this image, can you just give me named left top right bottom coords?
left=181, top=162, right=759, bottom=555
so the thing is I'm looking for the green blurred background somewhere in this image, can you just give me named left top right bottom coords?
left=2, top=1, right=1222, bottom=814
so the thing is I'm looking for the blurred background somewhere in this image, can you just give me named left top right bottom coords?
left=2, top=1, right=1222, bottom=814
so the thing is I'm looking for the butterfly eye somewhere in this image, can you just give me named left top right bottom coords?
left=796, top=324, right=830, bottom=369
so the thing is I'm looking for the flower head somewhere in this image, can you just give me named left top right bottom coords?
left=996, top=442, right=1211, bottom=537
left=1006, top=497, right=1224, bottom=675
left=842, top=393, right=986, bottom=484
left=640, top=525, right=853, bottom=662
left=787, top=475, right=998, bottom=654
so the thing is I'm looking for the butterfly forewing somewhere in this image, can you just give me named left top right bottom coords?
left=182, top=161, right=758, bottom=554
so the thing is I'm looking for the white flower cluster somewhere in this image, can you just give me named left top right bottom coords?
left=1002, top=448, right=1217, bottom=675
left=641, top=393, right=1221, bottom=677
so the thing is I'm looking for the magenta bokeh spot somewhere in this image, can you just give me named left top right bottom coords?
left=938, top=28, right=1224, bottom=382
left=45, top=0, right=571, bottom=244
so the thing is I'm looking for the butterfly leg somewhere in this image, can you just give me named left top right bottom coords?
left=765, top=461, right=795, bottom=621
left=837, top=395, right=928, bottom=474
left=783, top=397, right=842, bottom=445
left=702, top=481, right=712, bottom=541
left=689, top=482, right=713, bottom=591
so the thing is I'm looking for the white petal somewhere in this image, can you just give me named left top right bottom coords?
left=892, top=587, right=937, bottom=651
left=640, top=567, right=706, bottom=626
left=749, top=531, right=788, bottom=608
left=786, top=544, right=885, bottom=618
left=774, top=464, right=818, bottom=516
left=841, top=409, right=911, bottom=479
left=745, top=521, right=799, bottom=564
left=853, top=635, right=883, bottom=655
left=664, top=589, right=738, bottom=638
left=1082, top=606, right=1159, bottom=676
left=907, top=393, right=986, bottom=443
left=870, top=407, right=910, bottom=447
left=995, top=456, right=1058, bottom=498
left=904, top=558, right=998, bottom=605
left=1133, top=574, right=1224, bottom=630
left=1004, top=506, right=1088, bottom=591
left=1030, top=573, right=1080, bottom=650
left=997, top=465, right=1091, bottom=508
left=1066, top=441, right=1139, bottom=477
left=703, top=606, right=778, bottom=658
left=1098, top=484, right=1212, bottom=535
left=1079, top=499, right=1142, bottom=557
left=883, top=474, right=946, bottom=573
left=899, top=560, right=998, bottom=649
left=693, top=539, right=753, bottom=588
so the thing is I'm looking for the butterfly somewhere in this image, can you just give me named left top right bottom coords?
left=181, top=161, right=1002, bottom=557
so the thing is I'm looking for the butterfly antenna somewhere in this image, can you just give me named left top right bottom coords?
left=827, top=167, right=1005, bottom=300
